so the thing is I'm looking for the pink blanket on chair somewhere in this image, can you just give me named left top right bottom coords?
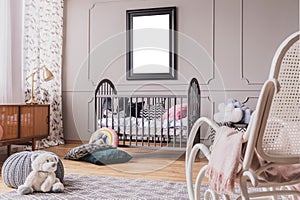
left=206, top=126, right=244, bottom=195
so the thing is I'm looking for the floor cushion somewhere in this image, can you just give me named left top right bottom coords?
left=79, top=148, right=132, bottom=165
left=1, top=150, right=64, bottom=188
left=64, top=143, right=114, bottom=160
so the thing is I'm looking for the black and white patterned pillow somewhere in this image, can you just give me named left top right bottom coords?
left=140, top=103, right=165, bottom=120
left=64, top=143, right=114, bottom=160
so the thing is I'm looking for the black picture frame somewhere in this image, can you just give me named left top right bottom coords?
left=126, top=7, right=177, bottom=80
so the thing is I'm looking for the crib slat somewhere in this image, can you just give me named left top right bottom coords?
left=105, top=97, right=108, bottom=128
left=111, top=98, right=115, bottom=130
left=123, top=97, right=126, bottom=146
left=180, top=97, right=183, bottom=148
left=135, top=97, right=138, bottom=147
left=154, top=97, right=157, bottom=147
left=128, top=98, right=132, bottom=146
left=167, top=98, right=170, bottom=147
left=141, top=97, right=145, bottom=146
left=160, top=99, right=163, bottom=147
left=99, top=97, right=103, bottom=128
left=173, top=97, right=176, bottom=148
left=117, top=97, right=120, bottom=135
left=147, top=97, right=150, bottom=147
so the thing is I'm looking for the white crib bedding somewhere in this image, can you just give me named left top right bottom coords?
left=99, top=116, right=188, bottom=137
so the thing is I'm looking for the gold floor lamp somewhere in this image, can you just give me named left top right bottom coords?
left=26, top=65, right=54, bottom=104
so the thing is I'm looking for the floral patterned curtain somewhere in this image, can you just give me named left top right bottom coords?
left=23, top=0, right=64, bottom=148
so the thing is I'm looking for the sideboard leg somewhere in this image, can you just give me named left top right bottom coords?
left=32, top=138, right=36, bottom=151
left=7, top=145, right=11, bottom=156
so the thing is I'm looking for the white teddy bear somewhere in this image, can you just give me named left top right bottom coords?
left=213, top=102, right=243, bottom=123
left=18, top=152, right=64, bottom=195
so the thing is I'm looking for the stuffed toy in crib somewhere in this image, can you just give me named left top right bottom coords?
left=214, top=99, right=252, bottom=124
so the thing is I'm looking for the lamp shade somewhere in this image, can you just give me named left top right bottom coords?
left=42, top=66, right=54, bottom=81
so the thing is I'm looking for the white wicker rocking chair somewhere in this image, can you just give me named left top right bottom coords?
left=186, top=32, right=300, bottom=200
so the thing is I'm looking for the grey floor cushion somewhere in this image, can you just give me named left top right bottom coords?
left=1, top=150, right=64, bottom=188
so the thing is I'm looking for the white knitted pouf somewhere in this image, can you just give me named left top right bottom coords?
left=1, top=151, right=64, bottom=188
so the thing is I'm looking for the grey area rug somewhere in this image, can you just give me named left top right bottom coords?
left=0, top=174, right=204, bottom=200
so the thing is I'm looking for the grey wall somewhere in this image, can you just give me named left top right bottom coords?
left=62, top=0, right=299, bottom=141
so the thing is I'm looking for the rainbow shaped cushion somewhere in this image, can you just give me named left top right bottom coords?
left=89, top=127, right=118, bottom=148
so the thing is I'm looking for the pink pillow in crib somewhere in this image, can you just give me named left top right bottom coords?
left=162, top=104, right=187, bottom=121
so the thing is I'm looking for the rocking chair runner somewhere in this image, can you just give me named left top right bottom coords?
left=186, top=31, right=300, bottom=200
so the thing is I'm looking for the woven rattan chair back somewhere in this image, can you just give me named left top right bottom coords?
left=255, top=32, right=300, bottom=163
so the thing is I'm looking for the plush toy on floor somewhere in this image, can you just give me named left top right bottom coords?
left=17, top=152, right=64, bottom=195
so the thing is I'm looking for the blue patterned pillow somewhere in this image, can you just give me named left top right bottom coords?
left=79, top=149, right=132, bottom=165
left=64, top=143, right=114, bottom=160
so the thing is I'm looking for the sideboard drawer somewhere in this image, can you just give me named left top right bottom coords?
left=0, top=106, right=19, bottom=140
left=33, top=106, right=49, bottom=137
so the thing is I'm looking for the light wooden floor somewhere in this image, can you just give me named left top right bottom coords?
left=0, top=142, right=207, bottom=194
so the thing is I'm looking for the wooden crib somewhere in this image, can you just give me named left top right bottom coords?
left=95, top=78, right=200, bottom=149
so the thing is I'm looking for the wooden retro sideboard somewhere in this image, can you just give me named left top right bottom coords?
left=0, top=104, right=50, bottom=155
